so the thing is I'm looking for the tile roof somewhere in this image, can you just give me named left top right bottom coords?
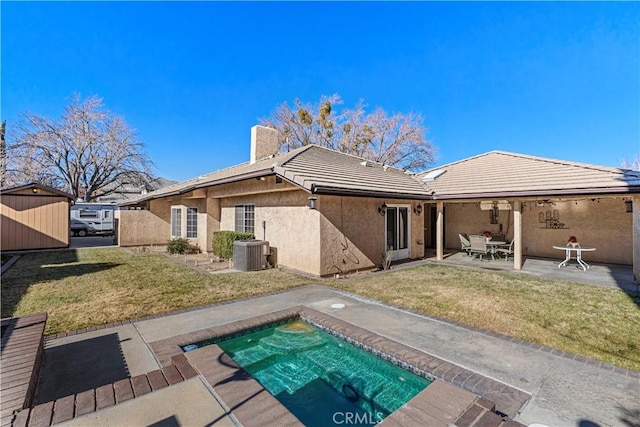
left=121, top=145, right=427, bottom=205
left=274, top=146, right=426, bottom=198
left=120, top=146, right=312, bottom=205
left=416, top=151, right=640, bottom=199
left=121, top=148, right=640, bottom=206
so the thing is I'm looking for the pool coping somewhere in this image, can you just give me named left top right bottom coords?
left=148, top=306, right=529, bottom=424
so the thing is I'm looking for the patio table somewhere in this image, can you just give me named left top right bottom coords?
left=552, top=245, right=596, bottom=271
left=486, top=241, right=507, bottom=259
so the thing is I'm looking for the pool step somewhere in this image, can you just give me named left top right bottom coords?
left=305, top=347, right=427, bottom=415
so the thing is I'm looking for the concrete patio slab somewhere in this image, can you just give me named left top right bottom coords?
left=58, top=377, right=236, bottom=426
left=35, top=324, right=160, bottom=404
left=423, top=250, right=638, bottom=292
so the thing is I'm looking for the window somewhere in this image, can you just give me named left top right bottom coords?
left=79, top=210, right=99, bottom=219
left=186, top=208, right=198, bottom=238
left=235, top=204, right=255, bottom=234
left=171, top=207, right=182, bottom=237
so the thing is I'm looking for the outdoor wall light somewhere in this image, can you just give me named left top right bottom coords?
left=378, top=203, right=387, bottom=216
left=625, top=199, right=633, bottom=213
left=308, top=196, right=317, bottom=210
left=414, top=204, right=423, bottom=216
left=32, top=188, right=38, bottom=193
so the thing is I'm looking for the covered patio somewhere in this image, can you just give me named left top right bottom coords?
left=418, top=151, right=640, bottom=285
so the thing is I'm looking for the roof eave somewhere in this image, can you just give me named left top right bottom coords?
left=311, top=185, right=429, bottom=200
left=119, top=168, right=277, bottom=207
left=430, top=186, right=640, bottom=200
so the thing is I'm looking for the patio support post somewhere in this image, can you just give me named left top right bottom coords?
left=513, top=200, right=523, bottom=270
left=633, top=195, right=640, bottom=284
left=436, top=201, right=444, bottom=261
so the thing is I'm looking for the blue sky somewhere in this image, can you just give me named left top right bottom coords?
left=2, top=1, right=639, bottom=182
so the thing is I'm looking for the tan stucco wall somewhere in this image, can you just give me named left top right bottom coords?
left=206, top=197, right=221, bottom=252
left=219, top=189, right=321, bottom=275
left=441, top=197, right=633, bottom=265
left=318, top=196, right=425, bottom=276
left=444, top=203, right=514, bottom=248
left=116, top=200, right=171, bottom=247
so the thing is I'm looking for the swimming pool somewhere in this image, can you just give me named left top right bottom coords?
left=185, top=320, right=431, bottom=426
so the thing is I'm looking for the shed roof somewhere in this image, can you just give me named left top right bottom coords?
left=0, top=183, right=74, bottom=199
left=416, top=151, right=640, bottom=199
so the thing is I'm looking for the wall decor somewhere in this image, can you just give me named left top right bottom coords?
left=538, top=209, right=567, bottom=229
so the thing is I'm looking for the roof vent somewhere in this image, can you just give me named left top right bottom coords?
left=360, top=161, right=373, bottom=167
left=421, top=169, right=446, bottom=181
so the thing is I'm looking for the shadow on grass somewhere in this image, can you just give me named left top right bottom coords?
left=0, top=252, right=121, bottom=318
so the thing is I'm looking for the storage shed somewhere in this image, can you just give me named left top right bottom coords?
left=1, top=183, right=74, bottom=251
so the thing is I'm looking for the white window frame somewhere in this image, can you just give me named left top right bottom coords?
left=186, top=207, right=198, bottom=238
left=171, top=207, right=182, bottom=238
left=234, top=204, right=255, bottom=234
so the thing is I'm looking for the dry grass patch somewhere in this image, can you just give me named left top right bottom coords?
left=1, top=248, right=316, bottom=335
left=335, top=264, right=640, bottom=371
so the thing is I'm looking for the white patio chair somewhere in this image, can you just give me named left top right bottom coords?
left=458, top=233, right=472, bottom=255
left=495, top=240, right=514, bottom=261
left=469, top=235, right=491, bottom=260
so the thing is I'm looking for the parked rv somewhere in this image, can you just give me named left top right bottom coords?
left=70, top=203, right=116, bottom=236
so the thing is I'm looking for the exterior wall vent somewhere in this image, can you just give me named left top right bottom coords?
left=233, top=240, right=269, bottom=271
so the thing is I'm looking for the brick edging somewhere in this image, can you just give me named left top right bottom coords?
left=11, top=354, right=198, bottom=427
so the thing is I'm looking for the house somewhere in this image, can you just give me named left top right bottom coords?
left=89, top=175, right=177, bottom=203
left=419, top=152, right=640, bottom=283
left=1, top=183, right=74, bottom=251
left=118, top=126, right=640, bottom=282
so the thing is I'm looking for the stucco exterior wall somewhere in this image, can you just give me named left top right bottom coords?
left=206, top=196, right=221, bottom=252
left=520, top=198, right=632, bottom=264
left=442, top=197, right=632, bottom=265
left=444, top=203, right=514, bottom=248
left=116, top=200, right=171, bottom=247
left=318, top=196, right=425, bottom=277
left=219, top=189, right=321, bottom=275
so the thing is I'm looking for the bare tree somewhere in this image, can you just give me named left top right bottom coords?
left=7, top=95, right=152, bottom=201
left=621, top=154, right=640, bottom=171
left=260, top=94, right=435, bottom=171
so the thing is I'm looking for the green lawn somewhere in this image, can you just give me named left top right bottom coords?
left=2, top=248, right=638, bottom=371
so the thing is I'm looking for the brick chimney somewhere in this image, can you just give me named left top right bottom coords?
left=250, top=125, right=279, bottom=164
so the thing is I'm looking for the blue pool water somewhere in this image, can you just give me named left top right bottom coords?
left=190, top=320, right=431, bottom=426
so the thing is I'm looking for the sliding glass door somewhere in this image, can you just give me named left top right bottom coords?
left=385, top=205, right=410, bottom=260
